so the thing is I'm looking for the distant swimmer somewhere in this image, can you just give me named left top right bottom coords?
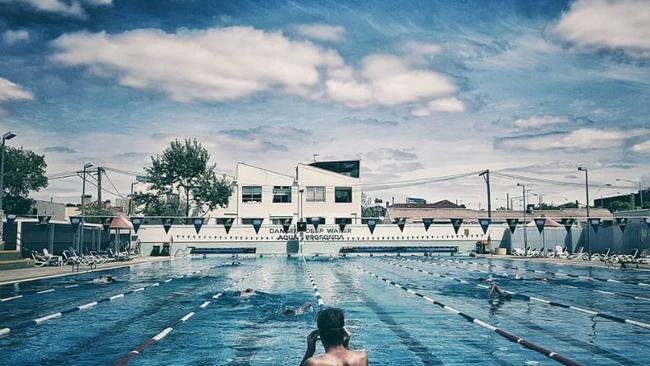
left=300, top=307, right=368, bottom=366
left=514, top=268, right=522, bottom=280
left=488, top=283, right=512, bottom=300
left=285, top=301, right=312, bottom=316
left=240, top=288, right=256, bottom=298
left=93, top=275, right=116, bottom=284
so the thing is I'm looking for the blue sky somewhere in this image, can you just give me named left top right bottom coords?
left=1, top=0, right=649, bottom=207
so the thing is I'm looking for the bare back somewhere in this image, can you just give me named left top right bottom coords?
left=304, top=349, right=367, bottom=366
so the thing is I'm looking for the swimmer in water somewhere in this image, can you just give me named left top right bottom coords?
left=285, top=301, right=312, bottom=316
left=93, top=275, right=116, bottom=284
left=240, top=288, right=256, bottom=298
left=488, top=282, right=512, bottom=300
left=514, top=267, right=522, bottom=280
left=300, top=308, right=367, bottom=366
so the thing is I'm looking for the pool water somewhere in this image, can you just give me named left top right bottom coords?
left=1, top=256, right=650, bottom=365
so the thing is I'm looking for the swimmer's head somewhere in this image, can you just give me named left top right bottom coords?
left=284, top=309, right=296, bottom=316
left=244, top=288, right=254, bottom=293
left=317, top=307, right=345, bottom=347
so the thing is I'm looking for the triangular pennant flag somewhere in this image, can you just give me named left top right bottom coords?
left=5, top=214, right=17, bottom=225
left=38, top=215, right=51, bottom=225
left=450, top=218, right=463, bottom=234
left=69, top=216, right=82, bottom=232
left=479, top=218, right=491, bottom=234
left=506, top=218, right=518, bottom=234
left=561, top=218, right=574, bottom=233
left=193, top=217, right=205, bottom=234
left=131, top=217, right=144, bottom=233
left=162, top=217, right=174, bottom=234
left=422, top=218, right=433, bottom=231
left=311, top=217, right=320, bottom=231
left=534, top=218, right=545, bottom=234
left=252, top=218, right=263, bottom=234
left=338, top=221, right=347, bottom=233
left=366, top=219, right=377, bottom=234
left=616, top=218, right=628, bottom=232
left=281, top=218, right=292, bottom=234
left=224, top=218, right=234, bottom=234
left=589, top=218, right=600, bottom=233
left=102, top=217, right=112, bottom=231
left=397, top=219, right=405, bottom=232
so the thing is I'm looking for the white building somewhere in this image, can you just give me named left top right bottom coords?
left=212, top=160, right=362, bottom=226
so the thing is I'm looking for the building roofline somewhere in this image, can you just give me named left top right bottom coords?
left=237, top=162, right=294, bottom=179
left=297, top=163, right=359, bottom=180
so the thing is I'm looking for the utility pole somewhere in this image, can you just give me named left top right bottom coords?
left=517, top=183, right=528, bottom=256
left=506, top=193, right=510, bottom=210
left=80, top=163, right=93, bottom=251
left=0, top=131, right=17, bottom=250
left=578, top=167, right=591, bottom=260
left=479, top=170, right=491, bottom=218
left=96, top=167, right=102, bottom=208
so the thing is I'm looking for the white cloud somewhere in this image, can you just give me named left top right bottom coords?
left=295, top=24, right=345, bottom=42
left=1, top=0, right=112, bottom=18
left=401, top=41, right=442, bottom=56
left=2, top=30, right=29, bottom=45
left=498, top=128, right=650, bottom=152
left=411, top=97, right=465, bottom=116
left=51, top=27, right=348, bottom=102
left=632, top=140, right=650, bottom=153
left=555, top=0, right=650, bottom=58
left=512, top=115, right=570, bottom=128
left=326, top=54, right=457, bottom=107
left=0, top=77, right=33, bottom=102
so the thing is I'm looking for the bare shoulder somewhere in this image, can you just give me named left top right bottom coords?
left=351, top=350, right=368, bottom=365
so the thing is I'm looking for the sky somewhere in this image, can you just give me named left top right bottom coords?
left=0, top=0, right=649, bottom=209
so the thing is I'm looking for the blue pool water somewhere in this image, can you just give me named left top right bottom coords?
left=1, top=255, right=650, bottom=365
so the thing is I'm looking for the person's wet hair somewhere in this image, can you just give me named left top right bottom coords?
left=317, top=307, right=345, bottom=346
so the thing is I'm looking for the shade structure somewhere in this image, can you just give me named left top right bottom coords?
left=527, top=216, right=561, bottom=228
left=109, top=215, right=134, bottom=230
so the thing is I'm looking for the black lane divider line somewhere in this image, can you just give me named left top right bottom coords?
left=113, top=267, right=259, bottom=366
left=382, top=257, right=650, bottom=331
left=333, top=269, right=444, bottom=365
left=303, top=258, right=325, bottom=310
left=371, top=260, right=644, bottom=366
left=419, top=256, right=650, bottom=302
left=350, top=263, right=583, bottom=366
left=0, top=262, right=233, bottom=337
left=435, top=256, right=650, bottom=288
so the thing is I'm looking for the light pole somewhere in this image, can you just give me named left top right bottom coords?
left=80, top=163, right=93, bottom=251
left=0, top=131, right=17, bottom=249
left=517, top=183, right=529, bottom=256
left=578, top=167, right=591, bottom=260
left=616, top=178, right=643, bottom=209
left=479, top=170, right=491, bottom=218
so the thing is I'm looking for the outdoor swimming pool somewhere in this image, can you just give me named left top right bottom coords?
left=1, top=255, right=650, bottom=365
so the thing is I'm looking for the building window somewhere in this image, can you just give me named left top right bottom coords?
left=242, top=186, right=262, bottom=203
left=335, top=218, right=352, bottom=225
left=335, top=187, right=352, bottom=203
left=306, top=186, right=325, bottom=202
left=271, top=217, right=293, bottom=225
left=307, top=217, right=326, bottom=225
left=272, top=186, right=292, bottom=203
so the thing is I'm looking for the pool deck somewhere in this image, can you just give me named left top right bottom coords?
left=0, top=256, right=177, bottom=285
left=475, top=254, right=650, bottom=271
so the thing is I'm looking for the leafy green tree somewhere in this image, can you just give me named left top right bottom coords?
left=361, top=193, right=386, bottom=220
left=133, top=139, right=232, bottom=216
left=2, top=146, right=48, bottom=214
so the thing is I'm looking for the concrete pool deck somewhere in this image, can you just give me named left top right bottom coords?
left=0, top=256, right=178, bottom=285
left=475, top=254, right=650, bottom=271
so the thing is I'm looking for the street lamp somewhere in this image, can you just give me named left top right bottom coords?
left=516, top=183, right=529, bottom=256
left=80, top=162, right=93, bottom=251
left=578, top=167, right=591, bottom=260
left=0, top=131, right=17, bottom=249
left=616, top=178, right=644, bottom=209
left=479, top=170, right=491, bottom=218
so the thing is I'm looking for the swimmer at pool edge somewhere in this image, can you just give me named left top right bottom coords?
left=93, top=275, right=116, bottom=284
left=300, top=307, right=367, bottom=366
left=240, top=288, right=256, bottom=298
left=285, top=301, right=312, bottom=316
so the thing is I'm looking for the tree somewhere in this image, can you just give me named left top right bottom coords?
left=133, top=139, right=233, bottom=217
left=2, top=146, right=48, bottom=214
left=361, top=193, right=386, bottom=220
